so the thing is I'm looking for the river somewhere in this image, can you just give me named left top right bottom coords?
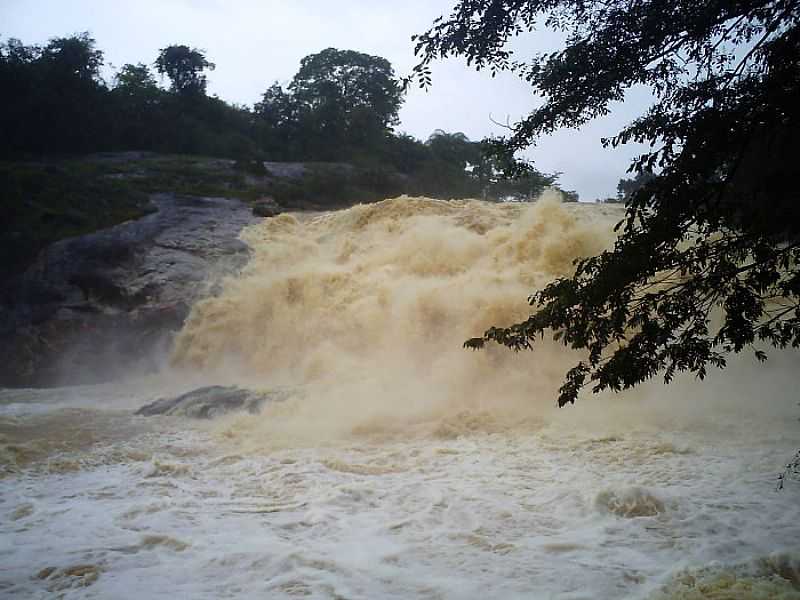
left=2, top=195, right=798, bottom=598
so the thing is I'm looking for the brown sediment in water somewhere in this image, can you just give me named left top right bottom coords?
left=649, top=553, right=800, bottom=599
left=2, top=195, right=799, bottom=600
left=0, top=410, right=157, bottom=476
left=169, top=194, right=622, bottom=446
left=595, top=487, right=667, bottom=518
left=36, top=564, right=102, bottom=591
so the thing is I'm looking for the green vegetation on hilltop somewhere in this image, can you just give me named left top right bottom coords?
left=0, top=34, right=561, bottom=199
left=0, top=160, right=150, bottom=283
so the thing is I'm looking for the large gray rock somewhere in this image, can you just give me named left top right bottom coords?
left=135, top=386, right=291, bottom=419
left=0, top=194, right=257, bottom=387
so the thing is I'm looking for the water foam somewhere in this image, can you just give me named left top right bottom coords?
left=171, top=194, right=621, bottom=444
left=3, top=195, right=799, bottom=599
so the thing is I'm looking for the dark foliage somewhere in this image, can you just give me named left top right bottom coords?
left=0, top=160, right=151, bottom=285
left=616, top=170, right=656, bottom=204
left=253, top=48, right=403, bottom=162
left=777, top=448, right=800, bottom=489
left=413, top=0, right=800, bottom=405
left=0, top=34, right=558, bottom=201
left=155, top=45, right=215, bottom=95
left=0, top=36, right=256, bottom=160
left=289, top=48, right=402, bottom=159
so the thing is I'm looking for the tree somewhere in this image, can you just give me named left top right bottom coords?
left=380, top=132, right=432, bottom=174
left=40, top=32, right=103, bottom=82
left=41, top=33, right=108, bottom=152
left=155, top=45, right=214, bottom=95
left=0, top=33, right=109, bottom=155
left=426, top=129, right=479, bottom=166
left=0, top=38, right=40, bottom=156
left=470, top=137, right=558, bottom=200
left=412, top=129, right=481, bottom=197
left=413, top=1, right=800, bottom=406
left=255, top=83, right=294, bottom=128
left=253, top=82, right=297, bottom=159
left=289, top=48, right=404, bottom=158
left=616, top=170, right=656, bottom=204
left=111, top=63, right=163, bottom=149
left=114, top=62, right=158, bottom=94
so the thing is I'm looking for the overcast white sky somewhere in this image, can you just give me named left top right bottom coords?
left=2, top=0, right=651, bottom=200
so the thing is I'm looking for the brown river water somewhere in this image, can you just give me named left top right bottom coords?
left=1, top=195, right=798, bottom=599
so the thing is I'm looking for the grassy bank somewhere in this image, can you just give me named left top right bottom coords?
left=0, top=153, right=411, bottom=283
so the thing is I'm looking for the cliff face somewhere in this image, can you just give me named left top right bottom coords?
left=0, top=194, right=256, bottom=387
left=0, top=152, right=489, bottom=387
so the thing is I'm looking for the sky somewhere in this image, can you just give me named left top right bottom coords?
left=1, top=0, right=651, bottom=200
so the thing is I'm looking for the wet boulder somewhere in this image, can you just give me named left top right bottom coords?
left=135, top=385, right=290, bottom=419
left=252, top=197, right=282, bottom=218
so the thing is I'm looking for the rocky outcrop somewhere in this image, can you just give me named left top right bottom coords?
left=0, top=194, right=257, bottom=387
left=135, top=385, right=292, bottom=419
left=252, top=197, right=282, bottom=218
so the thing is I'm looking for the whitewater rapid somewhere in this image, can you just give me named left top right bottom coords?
left=1, top=196, right=799, bottom=599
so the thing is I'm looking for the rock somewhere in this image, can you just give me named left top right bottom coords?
left=135, top=385, right=290, bottom=419
left=252, top=197, right=281, bottom=218
left=0, top=194, right=257, bottom=387
left=262, top=162, right=307, bottom=179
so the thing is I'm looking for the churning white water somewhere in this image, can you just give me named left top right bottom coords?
left=1, top=195, right=799, bottom=599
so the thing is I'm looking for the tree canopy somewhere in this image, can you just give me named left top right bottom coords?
left=286, top=48, right=404, bottom=159
left=155, top=45, right=215, bottom=95
left=412, top=0, right=800, bottom=405
left=616, top=170, right=656, bottom=204
left=0, top=33, right=565, bottom=203
left=0, top=32, right=107, bottom=154
left=291, top=48, right=402, bottom=126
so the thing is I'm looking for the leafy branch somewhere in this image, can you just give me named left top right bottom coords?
left=421, top=1, right=800, bottom=405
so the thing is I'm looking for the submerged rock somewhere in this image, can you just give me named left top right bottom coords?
left=135, top=385, right=290, bottom=419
